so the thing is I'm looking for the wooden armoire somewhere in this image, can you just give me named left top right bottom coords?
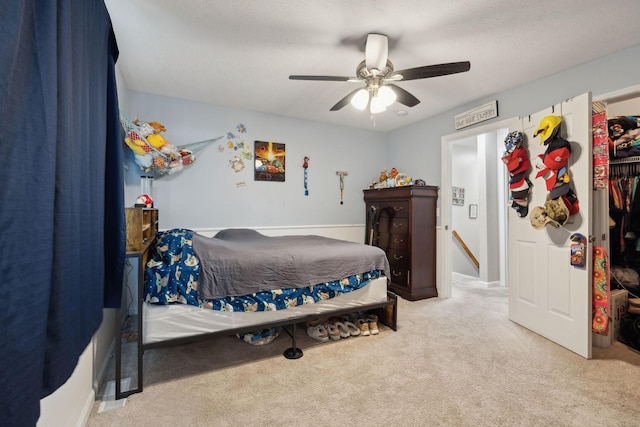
left=364, top=185, right=439, bottom=300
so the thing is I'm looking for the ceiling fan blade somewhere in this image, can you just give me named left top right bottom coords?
left=387, top=84, right=420, bottom=107
left=289, top=75, right=352, bottom=82
left=393, top=61, right=470, bottom=81
left=365, top=34, right=388, bottom=72
left=330, top=88, right=364, bottom=111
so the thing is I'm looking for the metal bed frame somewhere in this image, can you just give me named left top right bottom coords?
left=115, top=246, right=398, bottom=399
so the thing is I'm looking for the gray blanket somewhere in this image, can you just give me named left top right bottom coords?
left=192, top=228, right=390, bottom=299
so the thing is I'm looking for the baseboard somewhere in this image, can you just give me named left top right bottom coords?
left=94, top=337, right=116, bottom=393
left=77, top=388, right=96, bottom=427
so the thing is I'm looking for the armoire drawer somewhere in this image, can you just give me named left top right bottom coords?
left=387, top=248, right=409, bottom=267
left=376, top=217, right=408, bottom=234
left=372, top=232, right=408, bottom=250
left=389, top=233, right=409, bottom=250
left=381, top=202, right=409, bottom=218
left=389, top=268, right=409, bottom=287
left=389, top=218, right=409, bottom=234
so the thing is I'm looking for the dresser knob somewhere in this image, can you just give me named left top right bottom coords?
left=393, top=206, right=403, bottom=212
left=392, top=270, right=402, bottom=277
left=394, top=238, right=404, bottom=244
left=392, top=223, right=402, bottom=228
left=393, top=254, right=403, bottom=260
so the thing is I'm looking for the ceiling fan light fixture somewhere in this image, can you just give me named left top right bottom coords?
left=350, top=88, right=369, bottom=110
left=370, top=96, right=387, bottom=114
left=377, top=86, right=397, bottom=107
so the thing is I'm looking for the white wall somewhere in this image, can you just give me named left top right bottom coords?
left=479, top=130, right=503, bottom=285
left=607, top=97, right=640, bottom=116
left=37, top=311, right=117, bottom=427
left=451, top=141, right=479, bottom=277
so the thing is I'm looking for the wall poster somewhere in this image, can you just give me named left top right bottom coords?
left=254, top=141, right=286, bottom=182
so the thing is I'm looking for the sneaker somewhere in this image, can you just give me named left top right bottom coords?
left=342, top=320, right=360, bottom=337
left=355, top=318, right=370, bottom=336
left=324, top=323, right=341, bottom=341
left=366, top=314, right=379, bottom=335
left=333, top=321, right=351, bottom=339
left=307, top=325, right=329, bottom=342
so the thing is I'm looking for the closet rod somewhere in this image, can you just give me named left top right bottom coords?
left=610, top=156, right=640, bottom=165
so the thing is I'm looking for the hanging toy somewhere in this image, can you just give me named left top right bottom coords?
left=303, top=156, right=310, bottom=196
left=570, top=233, right=586, bottom=268
left=120, top=112, right=223, bottom=176
left=336, top=171, right=348, bottom=205
left=501, top=131, right=531, bottom=217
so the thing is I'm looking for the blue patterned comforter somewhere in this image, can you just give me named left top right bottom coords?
left=144, top=229, right=382, bottom=312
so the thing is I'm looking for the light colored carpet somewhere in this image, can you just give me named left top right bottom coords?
left=87, top=274, right=640, bottom=427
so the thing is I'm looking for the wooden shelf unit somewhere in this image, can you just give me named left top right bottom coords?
left=125, top=207, right=158, bottom=252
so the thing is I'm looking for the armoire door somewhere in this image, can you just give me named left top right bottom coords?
left=508, top=92, right=593, bottom=359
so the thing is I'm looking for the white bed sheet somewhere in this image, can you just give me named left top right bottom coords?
left=143, top=276, right=388, bottom=344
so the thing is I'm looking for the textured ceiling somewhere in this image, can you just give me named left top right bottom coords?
left=105, top=0, right=640, bottom=132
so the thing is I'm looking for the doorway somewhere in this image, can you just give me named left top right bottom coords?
left=439, top=118, right=517, bottom=298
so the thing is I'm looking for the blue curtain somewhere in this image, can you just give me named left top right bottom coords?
left=0, top=1, right=124, bottom=425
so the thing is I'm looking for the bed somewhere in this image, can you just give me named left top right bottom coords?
left=115, top=228, right=398, bottom=398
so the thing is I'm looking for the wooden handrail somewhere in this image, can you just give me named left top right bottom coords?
left=452, top=230, right=479, bottom=269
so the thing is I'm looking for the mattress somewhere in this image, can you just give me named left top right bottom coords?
left=143, top=275, right=388, bottom=344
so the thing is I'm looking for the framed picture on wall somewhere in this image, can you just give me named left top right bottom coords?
left=254, top=141, right=286, bottom=182
left=469, top=204, right=478, bottom=219
left=452, top=187, right=465, bottom=206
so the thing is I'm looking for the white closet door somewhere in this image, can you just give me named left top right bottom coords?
left=508, top=92, right=593, bottom=358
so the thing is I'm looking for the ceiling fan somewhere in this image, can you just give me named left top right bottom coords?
left=289, top=34, right=470, bottom=115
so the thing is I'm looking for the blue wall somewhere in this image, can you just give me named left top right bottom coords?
left=123, top=92, right=387, bottom=229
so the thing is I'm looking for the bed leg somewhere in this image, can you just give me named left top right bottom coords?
left=283, top=322, right=303, bottom=359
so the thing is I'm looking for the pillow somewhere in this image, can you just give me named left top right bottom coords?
left=214, top=228, right=267, bottom=241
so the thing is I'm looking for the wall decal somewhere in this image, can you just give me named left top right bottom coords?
left=219, top=123, right=252, bottom=173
